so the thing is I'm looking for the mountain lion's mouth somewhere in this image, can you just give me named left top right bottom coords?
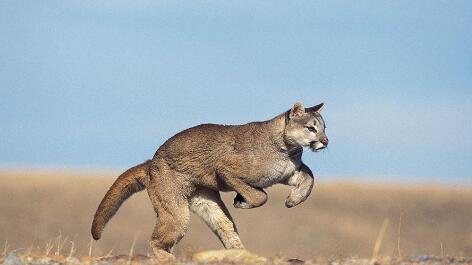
left=309, top=141, right=326, bottom=152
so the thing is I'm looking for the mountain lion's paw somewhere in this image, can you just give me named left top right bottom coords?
left=234, top=200, right=253, bottom=209
left=151, top=249, right=176, bottom=263
left=285, top=196, right=302, bottom=208
left=233, top=194, right=253, bottom=209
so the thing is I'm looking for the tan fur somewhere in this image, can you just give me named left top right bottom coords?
left=91, top=160, right=150, bottom=240
left=190, top=189, right=244, bottom=249
left=91, top=102, right=328, bottom=258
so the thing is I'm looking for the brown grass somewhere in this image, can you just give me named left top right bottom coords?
left=0, top=169, right=471, bottom=259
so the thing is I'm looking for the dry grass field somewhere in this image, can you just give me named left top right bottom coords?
left=1, top=169, right=471, bottom=262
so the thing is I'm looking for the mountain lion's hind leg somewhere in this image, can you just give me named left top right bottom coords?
left=190, top=189, right=244, bottom=249
left=284, top=163, right=314, bottom=208
left=148, top=196, right=190, bottom=258
left=147, top=171, right=191, bottom=259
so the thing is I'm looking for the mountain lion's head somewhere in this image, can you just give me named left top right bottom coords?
left=284, top=102, right=328, bottom=152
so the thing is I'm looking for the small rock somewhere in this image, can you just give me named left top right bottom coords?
left=192, top=249, right=267, bottom=265
left=3, top=252, right=23, bottom=265
left=65, top=257, right=81, bottom=264
left=287, top=258, right=305, bottom=264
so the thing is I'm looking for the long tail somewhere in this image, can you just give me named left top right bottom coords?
left=91, top=160, right=151, bottom=240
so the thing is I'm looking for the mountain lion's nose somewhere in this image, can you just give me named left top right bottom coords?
left=321, top=137, right=329, bottom=146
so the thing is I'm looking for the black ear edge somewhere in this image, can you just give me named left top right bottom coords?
left=306, top=102, right=325, bottom=113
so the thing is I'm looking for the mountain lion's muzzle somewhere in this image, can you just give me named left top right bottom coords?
left=310, top=137, right=328, bottom=151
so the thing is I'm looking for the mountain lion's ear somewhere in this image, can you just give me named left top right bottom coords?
left=290, top=102, right=305, bottom=118
left=307, top=102, right=325, bottom=113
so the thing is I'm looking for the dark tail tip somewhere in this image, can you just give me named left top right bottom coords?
left=91, top=224, right=102, bottom=240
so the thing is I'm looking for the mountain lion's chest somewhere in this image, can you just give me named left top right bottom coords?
left=252, top=157, right=301, bottom=188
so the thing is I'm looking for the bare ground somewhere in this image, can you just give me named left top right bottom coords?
left=1, top=169, right=471, bottom=261
left=2, top=251, right=472, bottom=265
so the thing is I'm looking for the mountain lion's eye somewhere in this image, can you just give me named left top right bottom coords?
left=307, top=126, right=317, bottom=133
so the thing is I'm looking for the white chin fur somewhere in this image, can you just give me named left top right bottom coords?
left=311, top=142, right=325, bottom=151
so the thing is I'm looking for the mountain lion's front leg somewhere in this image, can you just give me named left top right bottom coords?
left=284, top=163, right=314, bottom=208
left=218, top=171, right=267, bottom=209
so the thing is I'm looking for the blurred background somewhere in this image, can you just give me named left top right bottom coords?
left=1, top=0, right=471, bottom=259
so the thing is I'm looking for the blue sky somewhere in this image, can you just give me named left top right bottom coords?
left=1, top=1, right=471, bottom=184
